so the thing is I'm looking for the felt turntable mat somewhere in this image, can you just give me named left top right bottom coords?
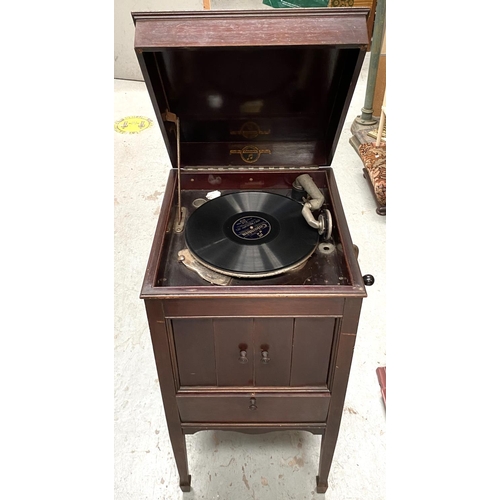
left=185, top=192, right=319, bottom=276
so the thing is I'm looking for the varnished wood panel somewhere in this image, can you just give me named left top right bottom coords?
left=328, top=1, right=377, bottom=47
left=177, top=392, right=330, bottom=423
left=133, top=9, right=369, bottom=49
left=180, top=141, right=327, bottom=168
left=161, top=297, right=345, bottom=317
left=182, top=422, right=326, bottom=435
left=172, top=318, right=216, bottom=386
left=214, top=318, right=254, bottom=386
left=290, top=317, right=336, bottom=386
left=254, top=318, right=293, bottom=386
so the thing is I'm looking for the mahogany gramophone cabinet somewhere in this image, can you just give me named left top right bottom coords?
left=133, top=7, right=374, bottom=493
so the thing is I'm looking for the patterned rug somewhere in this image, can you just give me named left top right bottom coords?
left=359, top=142, right=386, bottom=207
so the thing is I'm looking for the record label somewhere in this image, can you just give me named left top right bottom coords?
left=232, top=216, right=271, bottom=241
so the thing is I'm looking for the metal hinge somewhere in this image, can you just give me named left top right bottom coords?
left=162, top=110, right=177, bottom=123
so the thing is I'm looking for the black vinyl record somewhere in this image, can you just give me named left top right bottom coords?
left=185, top=192, right=319, bottom=277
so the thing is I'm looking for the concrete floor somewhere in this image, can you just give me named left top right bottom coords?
left=114, top=8, right=386, bottom=500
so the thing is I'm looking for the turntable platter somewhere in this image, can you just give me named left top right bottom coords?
left=185, top=192, right=319, bottom=278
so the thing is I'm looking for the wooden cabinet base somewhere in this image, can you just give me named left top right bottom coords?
left=145, top=296, right=363, bottom=493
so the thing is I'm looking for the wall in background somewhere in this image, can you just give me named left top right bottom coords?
left=114, top=0, right=203, bottom=81
left=114, top=0, right=272, bottom=81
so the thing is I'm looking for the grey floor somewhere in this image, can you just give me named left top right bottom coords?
left=114, top=10, right=386, bottom=500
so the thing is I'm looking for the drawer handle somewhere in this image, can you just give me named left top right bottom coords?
left=238, top=350, right=249, bottom=364
left=249, top=397, right=257, bottom=410
left=260, top=350, right=271, bottom=364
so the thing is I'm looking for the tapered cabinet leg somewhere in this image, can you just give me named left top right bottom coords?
left=316, top=299, right=363, bottom=494
left=179, top=476, right=191, bottom=493
left=171, top=431, right=191, bottom=492
left=316, top=432, right=336, bottom=493
left=144, top=300, right=192, bottom=492
left=316, top=476, right=329, bottom=494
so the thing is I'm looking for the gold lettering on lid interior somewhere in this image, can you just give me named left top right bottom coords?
left=229, top=145, right=272, bottom=164
left=230, top=121, right=271, bottom=140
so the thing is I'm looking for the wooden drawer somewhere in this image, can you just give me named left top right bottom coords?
left=176, top=391, right=330, bottom=423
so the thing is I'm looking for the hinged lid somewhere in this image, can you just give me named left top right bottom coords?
left=132, top=8, right=369, bottom=169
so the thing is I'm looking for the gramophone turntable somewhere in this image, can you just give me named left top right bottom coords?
left=134, top=7, right=373, bottom=493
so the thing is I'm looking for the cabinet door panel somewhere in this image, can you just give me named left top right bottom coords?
left=214, top=318, right=254, bottom=386
left=172, top=319, right=216, bottom=386
left=254, top=318, right=293, bottom=386
left=290, top=317, right=336, bottom=386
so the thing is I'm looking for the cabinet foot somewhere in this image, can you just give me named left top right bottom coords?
left=179, top=475, right=191, bottom=492
left=316, top=476, right=328, bottom=493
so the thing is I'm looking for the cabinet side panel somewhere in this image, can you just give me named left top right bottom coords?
left=214, top=318, right=254, bottom=386
left=254, top=318, right=293, bottom=386
left=290, top=317, right=337, bottom=386
left=172, top=319, right=216, bottom=386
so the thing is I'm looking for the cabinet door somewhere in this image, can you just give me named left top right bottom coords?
left=173, top=317, right=335, bottom=389
left=254, top=318, right=293, bottom=386
left=290, top=317, right=336, bottom=387
left=214, top=318, right=254, bottom=386
left=172, top=318, right=216, bottom=386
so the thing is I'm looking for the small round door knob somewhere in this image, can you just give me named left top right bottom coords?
left=238, top=350, right=249, bottom=364
left=249, top=397, right=257, bottom=410
left=260, top=350, right=271, bottom=364
left=363, top=274, right=375, bottom=286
